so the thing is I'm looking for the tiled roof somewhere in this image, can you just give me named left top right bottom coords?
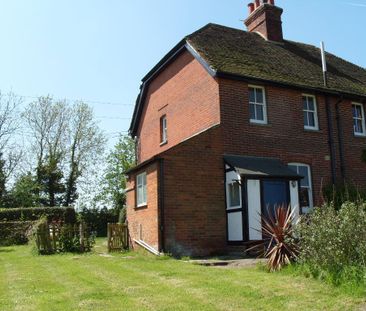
left=130, top=23, right=366, bottom=135
left=186, top=23, right=366, bottom=97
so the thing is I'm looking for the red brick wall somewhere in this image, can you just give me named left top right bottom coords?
left=136, top=50, right=220, bottom=163
left=218, top=79, right=335, bottom=206
left=126, top=162, right=160, bottom=251
left=161, top=126, right=226, bottom=257
left=127, top=126, right=227, bottom=257
left=127, top=53, right=366, bottom=257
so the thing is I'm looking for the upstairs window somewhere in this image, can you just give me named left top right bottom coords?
left=288, top=163, right=313, bottom=214
left=160, top=115, right=167, bottom=144
left=136, top=172, right=147, bottom=207
left=249, top=86, right=267, bottom=124
left=352, top=103, right=366, bottom=136
left=303, top=95, right=319, bottom=130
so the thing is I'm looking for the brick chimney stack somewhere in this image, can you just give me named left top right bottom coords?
left=245, top=0, right=283, bottom=42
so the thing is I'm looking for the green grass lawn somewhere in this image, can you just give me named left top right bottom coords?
left=0, top=239, right=364, bottom=311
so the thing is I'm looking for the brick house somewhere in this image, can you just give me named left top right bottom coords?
left=126, top=0, right=366, bottom=257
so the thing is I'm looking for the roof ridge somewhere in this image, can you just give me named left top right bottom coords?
left=285, top=38, right=366, bottom=80
left=186, top=23, right=246, bottom=40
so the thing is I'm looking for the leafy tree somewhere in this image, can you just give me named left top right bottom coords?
left=64, top=102, right=106, bottom=206
left=23, top=97, right=106, bottom=207
left=8, top=173, right=40, bottom=208
left=102, top=134, right=135, bottom=218
left=0, top=92, right=23, bottom=207
left=38, top=155, right=65, bottom=207
left=23, top=97, right=69, bottom=205
left=0, top=154, right=7, bottom=205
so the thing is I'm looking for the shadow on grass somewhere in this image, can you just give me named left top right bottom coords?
left=0, top=248, right=15, bottom=253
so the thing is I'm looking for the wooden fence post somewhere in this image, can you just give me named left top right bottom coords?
left=51, top=223, right=56, bottom=251
left=79, top=222, right=85, bottom=253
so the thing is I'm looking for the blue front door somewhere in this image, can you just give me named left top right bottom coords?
left=262, top=179, right=290, bottom=221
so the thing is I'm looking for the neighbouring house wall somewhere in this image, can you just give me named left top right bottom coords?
left=126, top=162, right=160, bottom=251
left=338, top=99, right=366, bottom=186
left=161, top=125, right=226, bottom=257
left=136, top=50, right=220, bottom=163
left=218, top=79, right=336, bottom=207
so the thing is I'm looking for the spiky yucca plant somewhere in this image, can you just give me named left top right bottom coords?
left=249, top=205, right=299, bottom=272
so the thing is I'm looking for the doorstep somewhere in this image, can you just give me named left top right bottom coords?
left=188, top=258, right=267, bottom=268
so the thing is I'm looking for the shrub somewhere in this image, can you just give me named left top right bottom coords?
left=58, top=224, right=95, bottom=253
left=322, top=182, right=366, bottom=210
left=33, top=217, right=95, bottom=254
left=33, top=217, right=54, bottom=254
left=296, top=201, right=366, bottom=285
left=0, top=221, right=35, bottom=246
left=248, top=206, right=299, bottom=272
left=0, top=207, right=76, bottom=223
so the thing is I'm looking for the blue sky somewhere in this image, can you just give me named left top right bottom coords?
left=0, top=0, right=365, bottom=147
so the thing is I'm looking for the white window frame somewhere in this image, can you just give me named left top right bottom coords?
left=160, top=115, right=168, bottom=144
left=226, top=169, right=242, bottom=210
left=227, top=182, right=242, bottom=210
left=136, top=172, right=147, bottom=207
left=288, top=163, right=313, bottom=214
left=249, top=85, right=268, bottom=125
left=352, top=102, right=366, bottom=137
left=303, top=94, right=319, bottom=131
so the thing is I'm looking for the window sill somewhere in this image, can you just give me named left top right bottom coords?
left=304, top=128, right=321, bottom=133
left=249, top=122, right=271, bottom=128
left=160, top=141, right=168, bottom=147
left=354, top=133, right=366, bottom=138
left=135, top=204, right=148, bottom=210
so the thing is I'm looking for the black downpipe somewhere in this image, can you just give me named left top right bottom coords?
left=325, top=95, right=337, bottom=184
left=158, top=159, right=165, bottom=253
left=335, top=98, right=345, bottom=180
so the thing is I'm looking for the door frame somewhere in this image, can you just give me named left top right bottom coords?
left=225, top=167, right=248, bottom=244
left=226, top=171, right=301, bottom=244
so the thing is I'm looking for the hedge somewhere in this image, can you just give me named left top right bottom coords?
left=0, top=207, right=76, bottom=223
left=0, top=221, right=35, bottom=246
left=79, top=207, right=119, bottom=237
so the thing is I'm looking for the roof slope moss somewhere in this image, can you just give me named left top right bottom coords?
left=186, top=24, right=366, bottom=97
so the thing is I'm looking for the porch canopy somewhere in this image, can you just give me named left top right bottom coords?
left=224, top=155, right=302, bottom=179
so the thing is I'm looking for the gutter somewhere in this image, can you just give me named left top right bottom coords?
left=130, top=66, right=366, bottom=137
left=215, top=71, right=366, bottom=101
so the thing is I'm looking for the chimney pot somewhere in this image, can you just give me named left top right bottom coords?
left=244, top=0, right=284, bottom=42
left=248, top=3, right=255, bottom=14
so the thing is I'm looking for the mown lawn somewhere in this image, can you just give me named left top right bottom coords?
left=0, top=239, right=364, bottom=311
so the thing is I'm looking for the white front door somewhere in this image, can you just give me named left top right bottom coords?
left=247, top=179, right=262, bottom=241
